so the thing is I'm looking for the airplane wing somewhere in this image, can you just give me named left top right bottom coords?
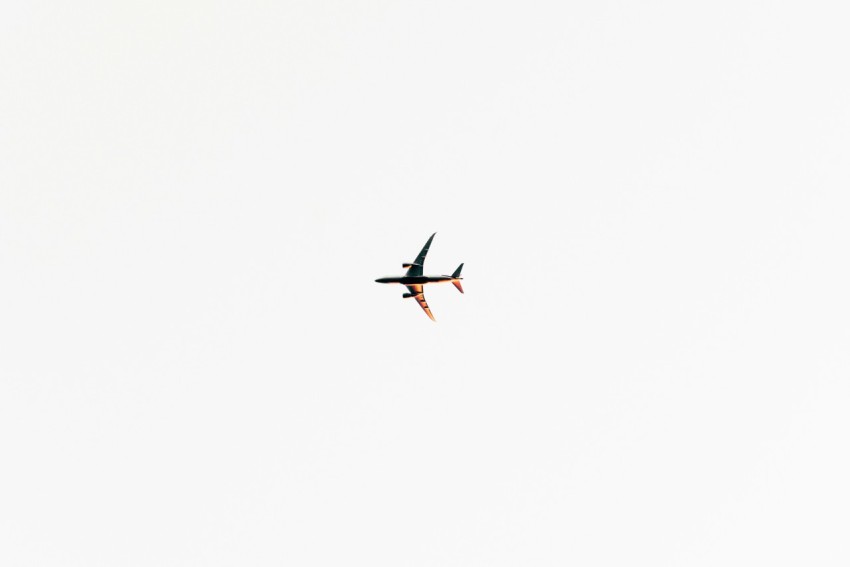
left=405, top=284, right=435, bottom=321
left=405, top=233, right=436, bottom=276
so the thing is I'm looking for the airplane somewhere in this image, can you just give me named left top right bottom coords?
left=375, top=232, right=464, bottom=321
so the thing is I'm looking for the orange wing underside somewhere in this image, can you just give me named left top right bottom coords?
left=405, top=285, right=435, bottom=321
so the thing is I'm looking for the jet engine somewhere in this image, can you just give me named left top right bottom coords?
left=403, top=293, right=415, bottom=298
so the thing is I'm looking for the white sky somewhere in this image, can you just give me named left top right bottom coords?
left=2, top=1, right=849, bottom=565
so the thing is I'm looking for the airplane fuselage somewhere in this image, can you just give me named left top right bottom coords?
left=375, top=275, right=456, bottom=285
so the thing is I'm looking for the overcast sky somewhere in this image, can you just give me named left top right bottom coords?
left=2, top=1, right=849, bottom=565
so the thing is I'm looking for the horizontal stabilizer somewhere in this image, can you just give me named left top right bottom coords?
left=452, top=280, right=464, bottom=294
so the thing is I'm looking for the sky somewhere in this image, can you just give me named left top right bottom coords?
left=1, top=1, right=849, bottom=565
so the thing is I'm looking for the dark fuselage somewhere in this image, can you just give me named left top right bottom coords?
left=375, top=275, right=455, bottom=285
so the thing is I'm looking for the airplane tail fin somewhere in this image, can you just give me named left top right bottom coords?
left=452, top=263, right=464, bottom=293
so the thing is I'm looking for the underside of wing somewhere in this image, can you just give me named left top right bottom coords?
left=405, top=285, right=435, bottom=321
left=405, top=233, right=436, bottom=276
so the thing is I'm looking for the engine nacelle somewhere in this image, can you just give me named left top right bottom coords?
left=403, top=293, right=415, bottom=299
left=402, top=262, right=421, bottom=269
